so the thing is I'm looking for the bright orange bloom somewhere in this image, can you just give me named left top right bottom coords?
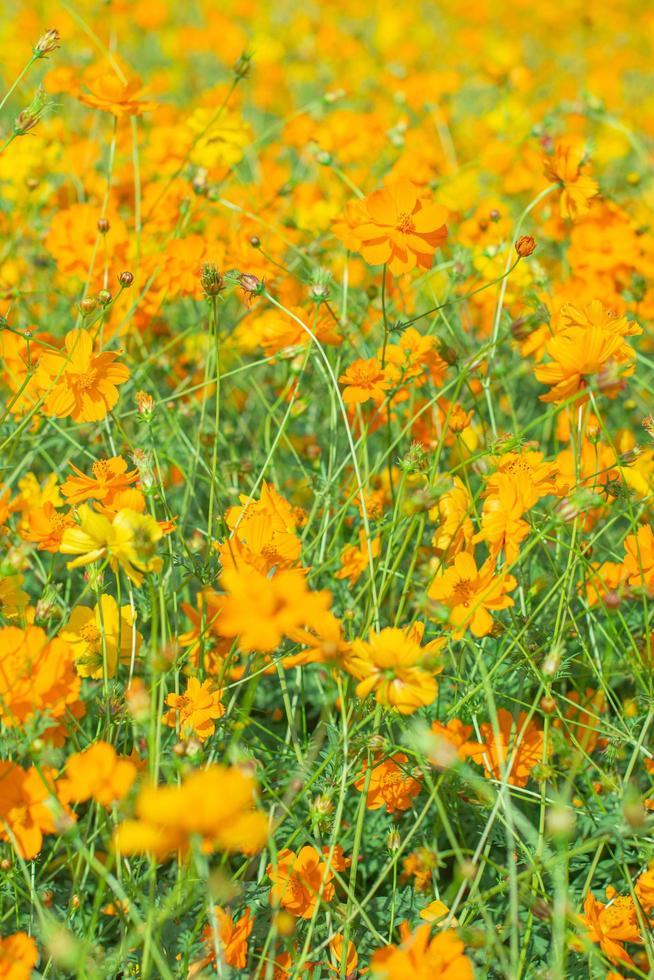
left=370, top=923, right=473, bottom=979
left=339, top=356, right=391, bottom=406
left=428, top=718, right=483, bottom=768
left=345, top=178, right=448, bottom=274
left=580, top=890, right=641, bottom=967
left=355, top=753, right=421, bottom=813
left=74, top=58, right=157, bottom=117
left=60, top=505, right=163, bottom=587
left=327, top=934, right=358, bottom=975
left=163, top=676, right=224, bottom=742
left=192, top=908, right=253, bottom=974
left=61, top=455, right=138, bottom=505
left=22, top=501, right=75, bottom=552
left=60, top=594, right=142, bottom=678
left=267, top=846, right=335, bottom=919
left=0, top=763, right=66, bottom=860
left=544, top=136, right=599, bottom=221
left=335, top=530, right=380, bottom=585
left=59, top=741, right=137, bottom=807
left=217, top=481, right=305, bottom=575
left=485, top=449, right=560, bottom=509
left=472, top=473, right=530, bottom=563
left=635, top=865, right=654, bottom=915
left=113, top=765, right=268, bottom=861
left=428, top=551, right=516, bottom=638
left=466, top=709, right=545, bottom=787
left=534, top=302, right=640, bottom=404
left=34, top=329, right=130, bottom=423
left=0, top=931, right=38, bottom=979
left=554, top=688, right=606, bottom=755
left=623, top=525, right=654, bottom=592
left=584, top=560, right=628, bottom=608
left=400, top=846, right=441, bottom=892
left=430, top=477, right=474, bottom=558
left=218, top=566, right=333, bottom=653
left=0, top=625, right=83, bottom=745
left=344, top=622, right=443, bottom=714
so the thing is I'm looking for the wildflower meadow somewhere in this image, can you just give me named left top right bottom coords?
left=2, top=1, right=654, bottom=977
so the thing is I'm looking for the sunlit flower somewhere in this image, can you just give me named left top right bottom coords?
left=267, top=846, right=335, bottom=919
left=35, top=329, right=130, bottom=423
left=60, top=594, right=142, bottom=678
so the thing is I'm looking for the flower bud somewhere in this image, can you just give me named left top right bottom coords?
left=79, top=297, right=97, bottom=317
left=97, top=289, right=112, bottom=306
left=200, top=263, right=224, bottom=297
left=97, top=217, right=110, bottom=234
left=515, top=235, right=536, bottom=257
left=118, top=270, right=134, bottom=288
left=35, top=29, right=60, bottom=56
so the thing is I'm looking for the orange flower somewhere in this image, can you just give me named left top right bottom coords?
left=554, top=688, right=606, bottom=755
left=580, top=890, right=641, bottom=966
left=534, top=302, right=640, bottom=404
left=113, top=765, right=268, bottom=861
left=339, top=356, right=391, bottom=406
left=401, top=847, right=440, bottom=892
left=370, top=923, right=473, bottom=979
left=472, top=474, right=530, bottom=563
left=190, top=907, right=253, bottom=974
left=218, top=566, right=333, bottom=653
left=343, top=622, right=444, bottom=714
left=327, top=934, right=358, bottom=975
left=466, top=709, right=545, bottom=787
left=34, top=329, right=130, bottom=423
left=623, top=525, right=654, bottom=592
left=485, top=449, right=560, bottom=510
left=163, top=676, right=224, bottom=742
left=335, top=530, right=380, bottom=585
left=75, top=58, right=157, bottom=117
left=217, top=481, right=304, bottom=575
left=428, top=551, right=516, bottom=638
left=544, top=136, right=599, bottom=221
left=430, top=477, right=474, bottom=559
left=0, top=625, right=83, bottom=745
left=61, top=455, right=139, bottom=505
left=355, top=753, right=421, bottom=813
left=22, top=501, right=75, bottom=552
left=428, top=719, right=483, bottom=768
left=59, top=741, right=137, bottom=807
left=267, top=846, right=335, bottom=919
left=635, top=866, right=654, bottom=915
left=0, top=763, right=66, bottom=860
left=346, top=178, right=448, bottom=274
left=0, top=931, right=38, bottom=979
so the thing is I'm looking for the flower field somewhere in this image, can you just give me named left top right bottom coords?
left=2, top=1, right=654, bottom=977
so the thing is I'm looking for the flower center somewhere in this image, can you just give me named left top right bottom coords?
left=92, top=459, right=110, bottom=480
left=396, top=211, right=415, bottom=233
left=453, top=579, right=474, bottom=607
left=76, top=370, right=97, bottom=390
left=80, top=622, right=101, bottom=647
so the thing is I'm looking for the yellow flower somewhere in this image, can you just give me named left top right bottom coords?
left=163, top=677, right=224, bottom=742
left=113, top=765, right=268, bottom=861
left=60, top=594, right=142, bottom=678
left=60, top=505, right=163, bottom=586
left=343, top=622, right=444, bottom=714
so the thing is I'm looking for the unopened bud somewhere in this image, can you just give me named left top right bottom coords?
left=97, top=289, right=112, bottom=306
left=80, top=298, right=97, bottom=317
left=200, top=263, right=224, bottom=297
left=35, top=29, right=60, bottom=56
left=118, top=270, right=134, bottom=288
left=97, top=217, right=110, bottom=234
left=515, top=235, right=536, bottom=257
